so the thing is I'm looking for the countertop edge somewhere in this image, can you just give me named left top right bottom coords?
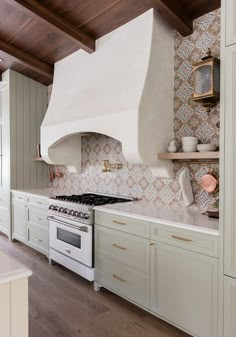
left=11, top=189, right=53, bottom=199
left=0, top=269, right=32, bottom=285
left=94, top=206, right=219, bottom=236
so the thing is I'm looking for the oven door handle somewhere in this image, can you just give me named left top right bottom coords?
left=47, top=216, right=89, bottom=233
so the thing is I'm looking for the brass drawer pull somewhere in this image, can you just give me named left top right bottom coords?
left=112, top=243, right=127, bottom=250
left=172, top=235, right=192, bottom=242
left=34, top=237, right=42, bottom=242
left=112, top=220, right=127, bottom=225
left=36, top=201, right=43, bottom=204
left=150, top=242, right=155, bottom=246
left=35, top=217, right=42, bottom=221
left=112, top=274, right=127, bottom=282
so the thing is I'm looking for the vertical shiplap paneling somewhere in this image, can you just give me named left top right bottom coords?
left=4, top=69, right=48, bottom=190
left=36, top=83, right=43, bottom=188
left=23, top=77, right=30, bottom=189
left=41, top=85, right=48, bottom=188
left=15, top=72, right=24, bottom=189
left=29, top=80, right=37, bottom=189
left=9, top=70, right=17, bottom=190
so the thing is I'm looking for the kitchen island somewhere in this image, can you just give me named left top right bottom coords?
left=0, top=250, right=32, bottom=337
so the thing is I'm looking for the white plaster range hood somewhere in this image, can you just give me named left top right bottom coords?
left=41, top=9, right=174, bottom=177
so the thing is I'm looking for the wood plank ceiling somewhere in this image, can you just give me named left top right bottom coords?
left=0, top=0, right=221, bottom=85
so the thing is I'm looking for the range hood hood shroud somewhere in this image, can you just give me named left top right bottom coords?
left=41, top=9, right=174, bottom=177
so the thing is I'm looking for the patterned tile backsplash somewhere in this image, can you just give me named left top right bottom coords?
left=49, top=9, right=221, bottom=209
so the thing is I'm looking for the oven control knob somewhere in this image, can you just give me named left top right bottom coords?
left=53, top=206, right=59, bottom=211
left=59, top=207, right=64, bottom=213
left=63, top=208, right=68, bottom=214
left=78, top=212, right=84, bottom=219
left=74, top=211, right=79, bottom=217
left=68, top=209, right=74, bottom=216
left=83, top=213, right=89, bottom=220
left=49, top=204, right=54, bottom=210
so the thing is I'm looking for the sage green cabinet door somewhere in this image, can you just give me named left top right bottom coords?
left=224, top=276, right=236, bottom=337
left=224, top=44, right=236, bottom=278
left=12, top=201, right=27, bottom=243
left=150, top=242, right=219, bottom=337
left=225, top=0, right=236, bottom=46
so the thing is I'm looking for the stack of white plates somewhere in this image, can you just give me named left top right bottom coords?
left=197, top=144, right=217, bottom=152
left=182, top=137, right=198, bottom=152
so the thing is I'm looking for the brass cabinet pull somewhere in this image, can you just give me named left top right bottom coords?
left=112, top=274, right=127, bottom=282
left=112, top=243, right=127, bottom=250
left=34, top=237, right=42, bottom=242
left=112, top=220, right=127, bottom=225
left=150, top=242, right=155, bottom=246
left=172, top=235, right=192, bottom=242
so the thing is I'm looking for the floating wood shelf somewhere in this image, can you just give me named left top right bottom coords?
left=158, top=152, right=219, bottom=160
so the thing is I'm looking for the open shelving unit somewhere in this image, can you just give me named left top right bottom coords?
left=158, top=151, right=219, bottom=161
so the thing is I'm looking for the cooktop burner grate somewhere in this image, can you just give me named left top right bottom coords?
left=54, top=193, right=133, bottom=206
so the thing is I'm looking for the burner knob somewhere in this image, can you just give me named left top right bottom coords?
left=74, top=211, right=79, bottom=217
left=78, top=212, right=84, bottom=219
left=48, top=204, right=54, bottom=210
left=53, top=206, right=59, bottom=211
left=63, top=208, right=69, bottom=214
left=68, top=209, right=74, bottom=216
left=59, top=207, right=64, bottom=213
left=83, top=213, right=89, bottom=220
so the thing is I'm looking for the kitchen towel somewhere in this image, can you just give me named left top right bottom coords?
left=179, top=167, right=194, bottom=206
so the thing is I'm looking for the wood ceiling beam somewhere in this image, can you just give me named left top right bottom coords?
left=6, top=0, right=95, bottom=53
left=150, top=0, right=193, bottom=36
left=0, top=38, right=53, bottom=81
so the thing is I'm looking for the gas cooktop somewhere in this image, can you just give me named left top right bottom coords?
left=53, top=193, right=133, bottom=206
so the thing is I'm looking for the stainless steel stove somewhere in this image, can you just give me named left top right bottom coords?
left=48, top=193, right=133, bottom=225
left=48, top=193, right=133, bottom=281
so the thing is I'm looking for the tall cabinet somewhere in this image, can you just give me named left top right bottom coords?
left=0, top=69, right=48, bottom=239
left=222, top=0, right=236, bottom=336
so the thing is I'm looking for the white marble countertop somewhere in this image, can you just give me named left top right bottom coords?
left=94, top=201, right=219, bottom=235
left=11, top=188, right=55, bottom=198
left=0, top=251, right=32, bottom=285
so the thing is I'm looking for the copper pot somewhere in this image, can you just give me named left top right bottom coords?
left=201, top=170, right=219, bottom=193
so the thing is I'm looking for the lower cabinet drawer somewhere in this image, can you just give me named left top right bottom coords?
left=95, top=225, right=149, bottom=273
left=150, top=223, right=219, bottom=258
left=28, top=195, right=48, bottom=210
left=13, top=193, right=28, bottom=204
left=28, top=207, right=48, bottom=228
left=95, top=211, right=149, bottom=238
left=28, top=224, right=49, bottom=254
left=95, top=254, right=149, bottom=308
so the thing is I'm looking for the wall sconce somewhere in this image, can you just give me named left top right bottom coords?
left=192, top=48, right=220, bottom=112
left=102, top=160, right=123, bottom=173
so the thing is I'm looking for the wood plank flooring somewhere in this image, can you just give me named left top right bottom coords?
left=0, top=232, right=191, bottom=337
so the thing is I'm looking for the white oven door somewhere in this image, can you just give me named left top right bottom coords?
left=48, top=216, right=93, bottom=267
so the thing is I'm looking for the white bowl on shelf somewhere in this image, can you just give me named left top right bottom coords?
left=183, top=144, right=198, bottom=152
left=197, top=144, right=217, bottom=152
left=182, top=137, right=198, bottom=144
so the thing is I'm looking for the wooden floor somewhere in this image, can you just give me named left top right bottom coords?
left=0, top=232, right=191, bottom=337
